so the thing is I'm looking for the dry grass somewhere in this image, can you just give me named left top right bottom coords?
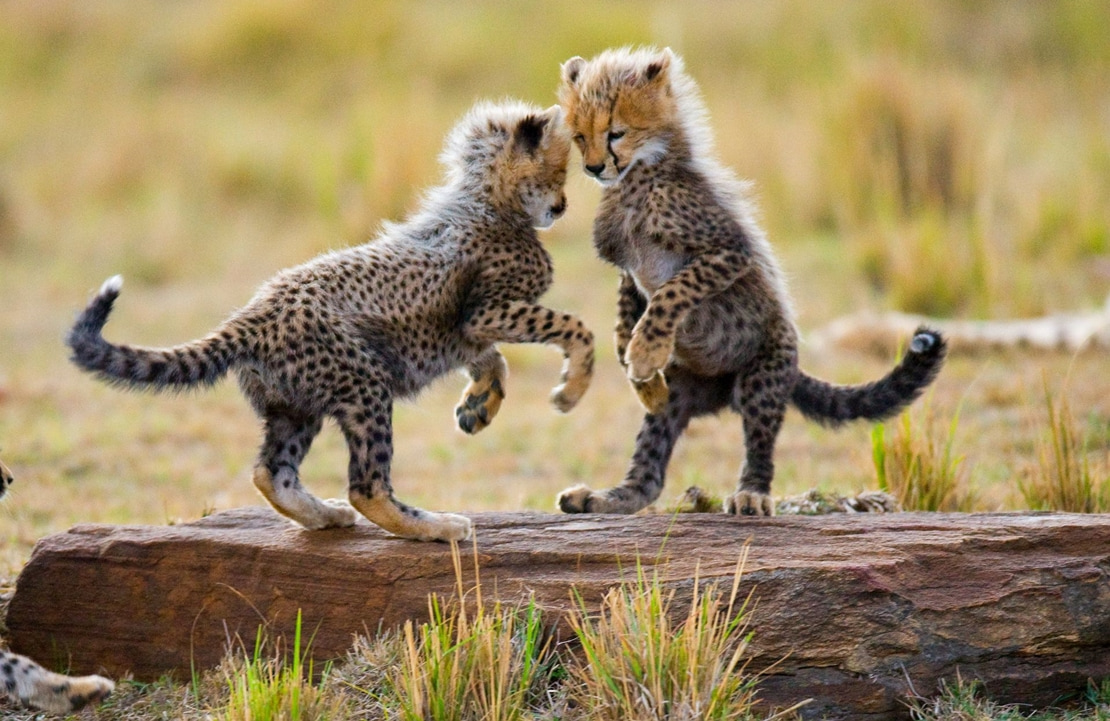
left=1019, top=375, right=1110, bottom=513
left=387, top=545, right=557, bottom=721
left=907, top=675, right=1110, bottom=721
left=872, top=399, right=976, bottom=512
left=564, top=553, right=768, bottom=721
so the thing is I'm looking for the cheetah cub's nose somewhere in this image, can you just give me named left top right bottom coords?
left=584, top=163, right=605, bottom=177
left=551, top=196, right=567, bottom=217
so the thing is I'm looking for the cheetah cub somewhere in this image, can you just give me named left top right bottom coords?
left=0, top=649, right=114, bottom=714
left=556, top=47, right=945, bottom=517
left=67, top=100, right=593, bottom=542
left=0, top=459, right=115, bottom=713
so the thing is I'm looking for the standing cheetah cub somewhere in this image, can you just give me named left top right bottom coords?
left=556, top=47, right=945, bottom=517
left=1, top=459, right=115, bottom=713
left=67, top=100, right=593, bottom=542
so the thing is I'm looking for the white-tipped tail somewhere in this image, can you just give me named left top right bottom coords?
left=100, top=275, right=123, bottom=295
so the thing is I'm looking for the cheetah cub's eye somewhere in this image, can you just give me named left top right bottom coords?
left=607, top=129, right=626, bottom=142
left=572, top=133, right=586, bottom=148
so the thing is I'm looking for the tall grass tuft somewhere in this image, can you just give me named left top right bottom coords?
left=872, top=399, right=974, bottom=512
left=218, top=609, right=348, bottom=721
left=388, top=541, right=557, bottom=721
left=565, top=550, right=771, bottom=721
left=1019, top=376, right=1110, bottom=513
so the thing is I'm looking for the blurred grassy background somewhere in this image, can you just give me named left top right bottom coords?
left=1, top=0, right=1109, bottom=574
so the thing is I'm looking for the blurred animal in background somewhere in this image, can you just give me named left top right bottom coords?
left=66, top=100, right=593, bottom=543
left=555, top=46, right=945, bottom=518
left=812, top=295, right=1110, bottom=357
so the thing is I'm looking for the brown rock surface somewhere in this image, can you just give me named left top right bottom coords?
left=8, top=508, right=1110, bottom=719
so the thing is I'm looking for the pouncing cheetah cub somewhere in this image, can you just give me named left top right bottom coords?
left=67, top=100, right=593, bottom=542
left=556, top=47, right=945, bottom=517
left=0, top=458, right=115, bottom=713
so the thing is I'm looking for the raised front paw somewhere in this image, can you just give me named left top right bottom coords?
left=625, top=329, right=672, bottom=382
left=455, top=377, right=504, bottom=434
left=631, top=372, right=669, bottom=415
left=726, top=489, right=775, bottom=517
left=550, top=372, right=591, bottom=413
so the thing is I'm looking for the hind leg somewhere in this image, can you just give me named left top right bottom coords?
left=726, top=347, right=796, bottom=516
left=335, top=382, right=471, bottom=542
left=558, top=368, right=729, bottom=514
left=252, top=413, right=358, bottom=529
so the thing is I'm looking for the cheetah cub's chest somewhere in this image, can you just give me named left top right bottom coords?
left=629, top=241, right=685, bottom=298
left=605, top=191, right=686, bottom=297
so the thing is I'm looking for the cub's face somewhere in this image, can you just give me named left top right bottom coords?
left=511, top=107, right=571, bottom=229
left=559, top=48, right=676, bottom=186
left=444, top=102, right=571, bottom=230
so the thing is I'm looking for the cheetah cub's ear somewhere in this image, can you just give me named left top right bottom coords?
left=623, top=46, right=673, bottom=87
left=512, top=105, right=563, bottom=154
left=561, top=56, right=586, bottom=86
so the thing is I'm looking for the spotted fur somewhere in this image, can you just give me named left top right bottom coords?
left=0, top=460, right=115, bottom=713
left=556, top=47, right=945, bottom=517
left=67, top=100, right=593, bottom=542
left=0, top=650, right=115, bottom=714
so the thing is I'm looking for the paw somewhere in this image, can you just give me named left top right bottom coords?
left=556, top=484, right=637, bottom=514
left=420, top=512, right=473, bottom=542
left=726, top=489, right=775, bottom=517
left=455, top=378, right=504, bottom=434
left=550, top=372, right=591, bottom=413
left=625, top=329, right=672, bottom=382
left=631, top=372, right=669, bottom=415
left=557, top=484, right=595, bottom=513
left=66, top=675, right=116, bottom=712
left=320, top=498, right=360, bottom=527
left=297, top=499, right=359, bottom=530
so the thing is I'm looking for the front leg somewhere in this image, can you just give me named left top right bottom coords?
left=625, top=248, right=752, bottom=382
left=614, top=272, right=668, bottom=414
left=455, top=348, right=508, bottom=434
left=464, top=300, right=595, bottom=412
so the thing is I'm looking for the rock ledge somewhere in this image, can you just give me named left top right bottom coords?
left=9, top=508, right=1110, bottom=719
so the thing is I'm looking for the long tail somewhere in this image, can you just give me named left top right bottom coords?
left=791, top=326, right=947, bottom=426
left=66, top=275, right=244, bottom=392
